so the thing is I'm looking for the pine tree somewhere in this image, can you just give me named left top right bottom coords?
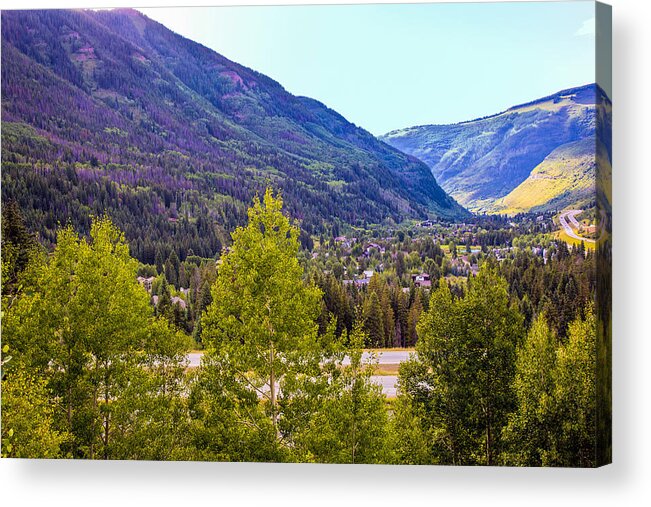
left=406, top=292, right=423, bottom=347
left=363, top=292, right=385, bottom=348
left=1, top=201, right=40, bottom=297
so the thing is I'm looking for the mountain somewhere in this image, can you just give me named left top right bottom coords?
left=381, top=84, right=611, bottom=214
left=1, top=9, right=466, bottom=262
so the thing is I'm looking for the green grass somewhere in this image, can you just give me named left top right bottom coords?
left=373, top=364, right=401, bottom=376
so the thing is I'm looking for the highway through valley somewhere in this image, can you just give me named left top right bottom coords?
left=559, top=209, right=593, bottom=242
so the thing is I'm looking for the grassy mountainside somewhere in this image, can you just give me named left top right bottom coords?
left=1, top=9, right=465, bottom=262
left=382, top=84, right=610, bottom=213
left=491, top=138, right=596, bottom=214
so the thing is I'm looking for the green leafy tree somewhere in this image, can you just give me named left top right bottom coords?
left=198, top=189, right=322, bottom=459
left=544, top=308, right=597, bottom=467
left=1, top=363, right=67, bottom=458
left=109, top=318, right=194, bottom=460
left=502, top=314, right=558, bottom=466
left=289, top=324, right=390, bottom=463
left=397, top=267, right=524, bottom=465
left=502, top=309, right=597, bottom=467
left=3, top=217, right=191, bottom=459
left=394, top=283, right=470, bottom=465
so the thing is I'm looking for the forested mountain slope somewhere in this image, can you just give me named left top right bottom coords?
left=1, top=9, right=465, bottom=262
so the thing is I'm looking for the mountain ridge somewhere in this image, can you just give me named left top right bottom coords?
left=1, top=8, right=466, bottom=262
left=381, top=83, right=611, bottom=214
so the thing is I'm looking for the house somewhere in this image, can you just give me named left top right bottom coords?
left=171, top=296, right=187, bottom=310
left=363, top=270, right=374, bottom=279
left=151, top=294, right=187, bottom=310
left=364, top=242, right=385, bottom=256
left=420, top=220, right=434, bottom=227
left=137, top=276, right=156, bottom=293
left=334, top=236, right=355, bottom=249
left=411, top=273, right=432, bottom=288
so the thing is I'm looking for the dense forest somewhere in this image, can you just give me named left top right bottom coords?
left=1, top=192, right=610, bottom=466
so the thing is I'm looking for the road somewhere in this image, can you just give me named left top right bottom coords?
left=341, top=350, right=413, bottom=365
left=189, top=350, right=413, bottom=368
left=187, top=350, right=412, bottom=397
left=371, top=376, right=398, bottom=397
left=558, top=209, right=596, bottom=243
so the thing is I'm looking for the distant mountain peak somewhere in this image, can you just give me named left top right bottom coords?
left=381, top=83, right=608, bottom=214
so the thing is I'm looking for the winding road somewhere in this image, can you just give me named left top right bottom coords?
left=558, top=209, right=604, bottom=243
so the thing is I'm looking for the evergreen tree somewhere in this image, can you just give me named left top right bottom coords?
left=406, top=292, right=423, bottom=347
left=1, top=201, right=40, bottom=298
left=363, top=292, right=385, bottom=348
left=154, top=246, right=165, bottom=275
left=157, top=276, right=174, bottom=324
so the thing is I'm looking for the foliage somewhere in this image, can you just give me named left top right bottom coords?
left=395, top=267, right=524, bottom=465
left=197, top=189, right=323, bottom=459
left=0, top=193, right=605, bottom=466
left=1, top=362, right=67, bottom=458
left=502, top=309, right=597, bottom=467
left=2, top=217, right=191, bottom=459
left=501, top=314, right=558, bottom=466
left=289, top=324, right=391, bottom=464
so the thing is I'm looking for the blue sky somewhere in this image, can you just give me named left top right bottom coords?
left=140, top=1, right=596, bottom=135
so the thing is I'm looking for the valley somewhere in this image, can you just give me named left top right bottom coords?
left=1, top=7, right=609, bottom=467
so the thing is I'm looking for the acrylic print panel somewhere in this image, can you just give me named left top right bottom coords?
left=0, top=1, right=611, bottom=467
